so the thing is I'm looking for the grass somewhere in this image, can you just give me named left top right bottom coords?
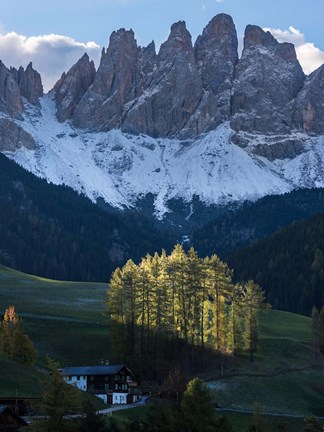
left=109, top=405, right=307, bottom=432
left=0, top=264, right=109, bottom=397
left=0, top=264, right=323, bottom=420
left=207, top=309, right=324, bottom=417
left=0, top=264, right=106, bottom=322
left=0, top=353, right=43, bottom=397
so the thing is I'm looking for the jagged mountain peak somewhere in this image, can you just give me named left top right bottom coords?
left=158, top=20, right=193, bottom=61
left=199, top=13, right=236, bottom=39
left=244, top=25, right=277, bottom=49
left=2, top=13, right=324, bottom=219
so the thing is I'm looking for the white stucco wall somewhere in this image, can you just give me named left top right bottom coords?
left=63, top=375, right=87, bottom=391
left=113, top=393, right=127, bottom=404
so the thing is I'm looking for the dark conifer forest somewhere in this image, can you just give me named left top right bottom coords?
left=228, top=213, right=324, bottom=315
left=0, top=153, right=173, bottom=281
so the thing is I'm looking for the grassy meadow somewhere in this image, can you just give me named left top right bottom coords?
left=0, top=264, right=323, bottom=424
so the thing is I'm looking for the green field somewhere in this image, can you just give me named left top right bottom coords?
left=208, top=310, right=324, bottom=417
left=0, top=264, right=323, bottom=422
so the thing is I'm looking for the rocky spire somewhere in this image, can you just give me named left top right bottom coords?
left=17, top=63, right=43, bottom=105
left=158, top=21, right=193, bottom=62
left=0, top=61, right=23, bottom=117
left=185, top=13, right=238, bottom=133
left=73, top=28, right=139, bottom=129
left=293, top=64, right=324, bottom=133
left=122, top=21, right=203, bottom=137
left=194, top=13, right=238, bottom=91
left=231, top=24, right=305, bottom=133
left=54, top=53, right=96, bottom=122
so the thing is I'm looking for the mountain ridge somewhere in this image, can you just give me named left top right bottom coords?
left=0, top=13, right=324, bottom=216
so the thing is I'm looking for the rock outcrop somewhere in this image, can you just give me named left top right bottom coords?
left=73, top=29, right=139, bottom=130
left=14, top=63, right=43, bottom=105
left=54, top=53, right=96, bottom=122
left=230, top=25, right=305, bottom=133
left=65, top=14, right=241, bottom=138
left=36, top=14, right=324, bottom=143
left=0, top=118, right=36, bottom=151
left=190, top=13, right=238, bottom=133
left=293, top=64, right=324, bottom=134
left=0, top=61, right=24, bottom=117
left=123, top=21, right=203, bottom=137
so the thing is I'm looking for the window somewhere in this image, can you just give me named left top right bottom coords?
left=77, top=376, right=80, bottom=381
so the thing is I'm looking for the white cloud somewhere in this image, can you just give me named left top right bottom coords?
left=263, top=26, right=324, bottom=75
left=0, top=32, right=101, bottom=92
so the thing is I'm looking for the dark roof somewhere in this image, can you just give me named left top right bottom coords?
left=60, top=364, right=129, bottom=376
left=0, top=405, right=28, bottom=425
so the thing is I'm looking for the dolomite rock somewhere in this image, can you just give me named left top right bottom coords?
left=123, top=21, right=203, bottom=137
left=73, top=29, right=139, bottom=130
left=16, top=63, right=43, bottom=105
left=293, top=64, right=324, bottom=134
left=188, top=13, right=238, bottom=133
left=231, top=25, right=305, bottom=133
left=0, top=61, right=23, bottom=117
left=54, top=53, right=96, bottom=122
left=0, top=118, right=36, bottom=151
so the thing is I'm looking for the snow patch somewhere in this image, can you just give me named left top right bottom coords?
left=3, top=94, right=324, bottom=218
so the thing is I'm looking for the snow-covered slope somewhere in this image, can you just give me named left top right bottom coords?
left=2, top=95, right=324, bottom=218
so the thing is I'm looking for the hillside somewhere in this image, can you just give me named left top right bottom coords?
left=0, top=264, right=108, bottom=365
left=228, top=213, right=324, bottom=315
left=0, top=264, right=323, bottom=418
left=0, top=153, right=173, bottom=282
left=191, top=188, right=324, bottom=257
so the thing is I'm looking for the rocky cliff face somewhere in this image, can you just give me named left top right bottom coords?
left=60, top=14, right=239, bottom=137
left=73, top=29, right=139, bottom=130
left=0, top=61, right=24, bottom=118
left=123, top=21, right=203, bottom=137
left=0, top=61, right=41, bottom=150
left=0, top=118, right=36, bottom=151
left=292, top=65, right=324, bottom=134
left=54, top=53, right=95, bottom=122
left=53, top=13, right=318, bottom=142
left=3, top=13, right=324, bottom=162
left=230, top=25, right=305, bottom=133
left=192, top=13, right=238, bottom=133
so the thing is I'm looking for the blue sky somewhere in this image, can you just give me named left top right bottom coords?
left=1, top=0, right=324, bottom=90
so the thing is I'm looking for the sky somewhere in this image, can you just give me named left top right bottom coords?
left=0, top=0, right=324, bottom=91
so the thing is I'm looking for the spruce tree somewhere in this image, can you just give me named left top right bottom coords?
left=242, top=281, right=265, bottom=362
left=31, top=357, right=80, bottom=432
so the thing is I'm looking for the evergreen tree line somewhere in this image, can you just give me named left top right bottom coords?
left=0, top=153, right=173, bottom=281
left=107, top=245, right=265, bottom=379
left=228, top=212, right=324, bottom=315
left=192, top=188, right=324, bottom=258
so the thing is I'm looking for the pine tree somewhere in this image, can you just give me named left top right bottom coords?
left=319, top=306, right=324, bottom=354
left=31, top=357, right=80, bottom=432
left=311, top=306, right=320, bottom=360
left=242, top=281, right=265, bottom=362
left=179, top=378, right=216, bottom=432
